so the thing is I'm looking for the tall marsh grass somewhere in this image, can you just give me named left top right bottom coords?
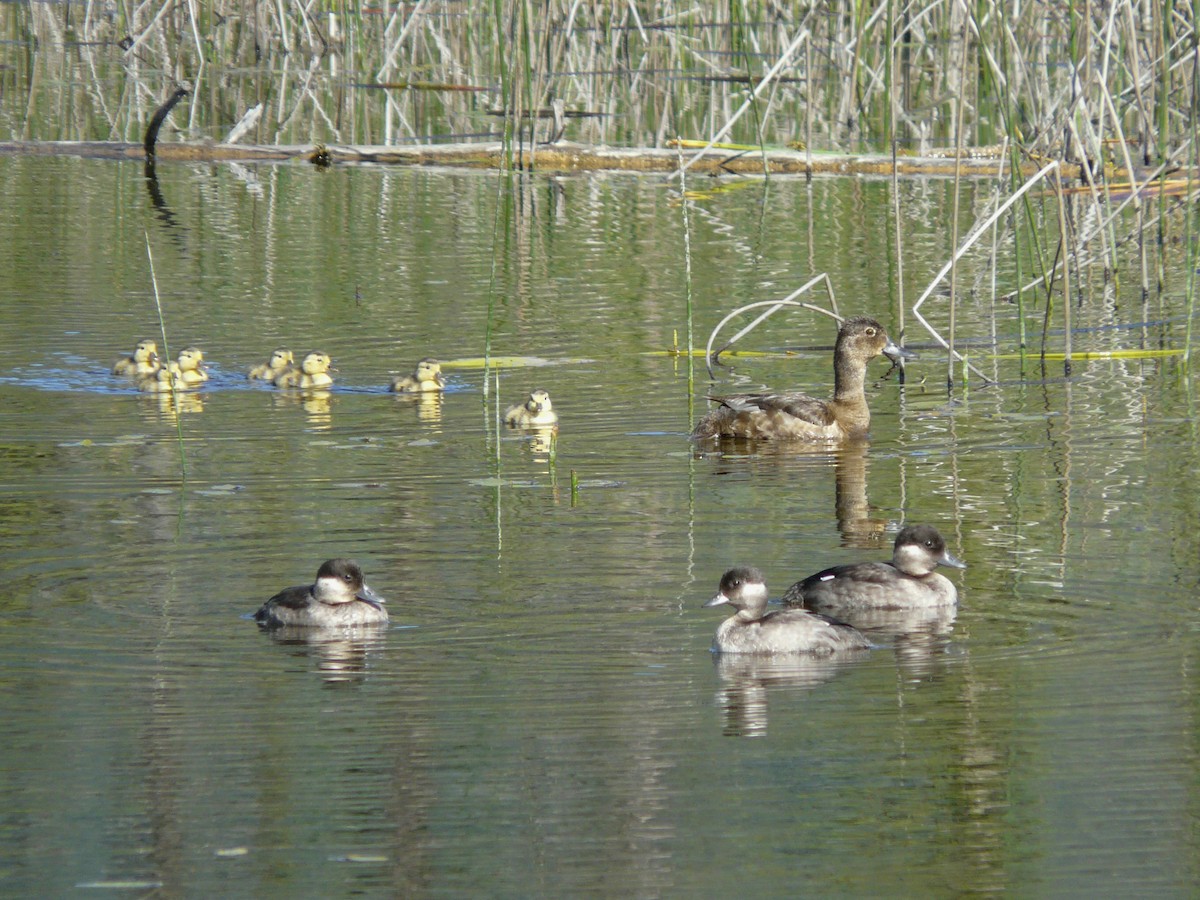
left=5, top=0, right=1199, bottom=169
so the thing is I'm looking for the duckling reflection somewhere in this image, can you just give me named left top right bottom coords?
left=275, top=351, right=334, bottom=389
left=694, top=316, right=913, bottom=442
left=705, top=567, right=870, bottom=655
left=261, top=626, right=388, bottom=685
left=271, top=389, right=333, bottom=428
left=412, top=391, right=444, bottom=422
left=248, top=348, right=295, bottom=382
left=113, top=339, right=161, bottom=378
left=142, top=388, right=206, bottom=420
left=523, top=426, right=557, bottom=456
left=504, top=389, right=558, bottom=427
left=390, top=358, right=446, bottom=393
left=254, top=558, right=387, bottom=627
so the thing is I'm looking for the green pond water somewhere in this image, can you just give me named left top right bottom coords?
left=0, top=155, right=1198, bottom=896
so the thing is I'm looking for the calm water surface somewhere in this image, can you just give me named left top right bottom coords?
left=0, top=157, right=1198, bottom=896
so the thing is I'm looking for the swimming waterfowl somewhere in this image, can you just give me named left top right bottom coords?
left=172, top=347, right=208, bottom=386
left=134, top=348, right=205, bottom=392
left=504, top=389, right=558, bottom=427
left=693, top=316, right=913, bottom=442
left=248, top=348, right=295, bottom=381
left=390, top=358, right=446, bottom=393
left=705, top=566, right=870, bottom=655
left=274, top=351, right=334, bottom=389
left=136, top=364, right=185, bottom=393
left=780, top=524, right=966, bottom=614
left=112, top=339, right=161, bottom=378
left=254, top=558, right=388, bottom=627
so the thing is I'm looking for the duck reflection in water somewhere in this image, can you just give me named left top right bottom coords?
left=272, top=389, right=333, bottom=428
left=696, top=437, right=888, bottom=547
left=712, top=653, right=867, bottom=738
left=261, top=626, right=389, bottom=685
left=141, top=388, right=205, bottom=421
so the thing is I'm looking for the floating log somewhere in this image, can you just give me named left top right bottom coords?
left=0, top=138, right=1105, bottom=179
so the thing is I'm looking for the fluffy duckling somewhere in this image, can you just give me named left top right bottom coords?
left=504, top=389, right=558, bottom=427
left=780, top=524, right=966, bottom=614
left=705, top=567, right=870, bottom=655
left=112, top=339, right=161, bottom=378
left=136, top=365, right=185, bottom=393
left=173, top=347, right=208, bottom=386
left=275, top=351, right=334, bottom=389
left=137, top=347, right=208, bottom=392
left=248, top=348, right=295, bottom=382
left=390, top=358, right=446, bottom=393
left=693, top=316, right=914, bottom=442
left=254, top=558, right=388, bottom=628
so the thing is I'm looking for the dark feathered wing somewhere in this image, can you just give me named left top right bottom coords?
left=713, top=391, right=835, bottom=427
left=780, top=562, right=898, bottom=607
left=254, top=585, right=312, bottom=622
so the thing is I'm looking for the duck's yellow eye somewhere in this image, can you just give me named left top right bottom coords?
left=865, top=327, right=876, bottom=336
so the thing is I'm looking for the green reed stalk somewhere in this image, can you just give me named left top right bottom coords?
left=946, top=13, right=969, bottom=392
left=677, top=139, right=695, bottom=425
left=492, top=0, right=515, bottom=170
left=144, top=232, right=187, bottom=479
left=732, top=0, right=768, bottom=176
left=1055, top=184, right=1072, bottom=374
left=1184, top=44, right=1198, bottom=365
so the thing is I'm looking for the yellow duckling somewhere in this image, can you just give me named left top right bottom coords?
left=390, top=358, right=446, bottom=393
left=275, top=351, right=334, bottom=389
left=173, top=347, right=209, bottom=386
left=504, top=389, right=558, bottom=427
left=112, top=339, right=161, bottom=378
left=136, top=363, right=186, bottom=393
left=248, top=348, right=295, bottom=382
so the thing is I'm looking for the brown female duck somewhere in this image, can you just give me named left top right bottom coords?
left=693, top=316, right=912, bottom=441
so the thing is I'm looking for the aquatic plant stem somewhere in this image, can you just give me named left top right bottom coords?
left=677, top=139, right=695, bottom=425
left=913, top=161, right=1060, bottom=381
left=674, top=24, right=810, bottom=179
left=144, top=232, right=187, bottom=480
